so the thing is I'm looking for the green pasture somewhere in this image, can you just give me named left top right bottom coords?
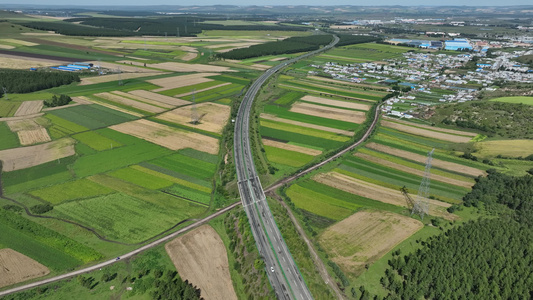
left=263, top=104, right=358, bottom=131
left=2, top=156, right=76, bottom=194
left=260, top=119, right=351, bottom=142
left=489, top=96, right=533, bottom=105
left=134, top=164, right=212, bottom=193
left=178, top=147, right=219, bottom=164
left=49, top=78, right=161, bottom=97
left=45, top=114, right=90, bottom=139
left=148, top=152, right=217, bottom=182
left=286, top=184, right=359, bottom=221
left=47, top=104, right=137, bottom=130
left=274, top=91, right=305, bottom=105
left=378, top=127, right=456, bottom=149
left=107, top=166, right=174, bottom=190
left=158, top=80, right=226, bottom=97
left=0, top=101, right=21, bottom=117
left=164, top=183, right=212, bottom=205
left=72, top=130, right=123, bottom=151
left=264, top=145, right=315, bottom=167
left=261, top=127, right=345, bottom=151
left=0, top=122, right=19, bottom=150
left=29, top=178, right=115, bottom=205
left=210, top=74, right=250, bottom=85
left=281, top=81, right=382, bottom=101
left=13, top=44, right=119, bottom=61
left=53, top=193, right=191, bottom=243
left=181, top=83, right=244, bottom=102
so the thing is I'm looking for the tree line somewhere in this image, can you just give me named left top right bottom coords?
left=0, top=69, right=80, bottom=94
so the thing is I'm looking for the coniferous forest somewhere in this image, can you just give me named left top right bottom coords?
left=381, top=171, right=533, bottom=300
left=0, top=69, right=80, bottom=94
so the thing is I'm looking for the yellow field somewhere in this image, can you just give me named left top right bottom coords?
left=290, top=102, right=366, bottom=124
left=0, top=249, right=50, bottom=288
left=475, top=139, right=533, bottom=158
left=0, top=138, right=76, bottom=171
left=157, top=102, right=231, bottom=134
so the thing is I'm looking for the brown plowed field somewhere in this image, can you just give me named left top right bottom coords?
left=0, top=138, right=76, bottom=172
left=366, top=142, right=485, bottom=177
left=290, top=102, right=366, bottom=124
left=149, top=73, right=218, bottom=92
left=157, top=102, right=230, bottom=134
left=301, top=95, right=371, bottom=111
left=354, top=152, right=473, bottom=188
left=127, top=90, right=189, bottom=107
left=319, top=211, right=423, bottom=276
left=110, top=119, right=219, bottom=154
left=381, top=120, right=473, bottom=143
left=14, top=101, right=43, bottom=117
left=0, top=248, right=50, bottom=288
left=165, top=225, right=238, bottom=300
left=17, top=128, right=51, bottom=146
left=313, top=172, right=457, bottom=220
left=261, top=113, right=353, bottom=136
left=262, top=138, right=322, bottom=156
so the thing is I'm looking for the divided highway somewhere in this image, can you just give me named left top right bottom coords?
left=234, top=35, right=340, bottom=300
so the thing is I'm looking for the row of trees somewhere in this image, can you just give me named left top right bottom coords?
left=381, top=171, right=533, bottom=299
left=0, top=69, right=79, bottom=94
left=216, top=35, right=334, bottom=60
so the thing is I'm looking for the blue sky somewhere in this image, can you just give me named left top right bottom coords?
left=0, top=0, right=531, bottom=5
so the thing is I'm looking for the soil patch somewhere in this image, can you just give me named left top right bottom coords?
left=14, top=101, right=43, bottom=117
left=165, top=225, right=237, bottom=300
left=262, top=138, right=322, bottom=156
left=0, top=138, right=76, bottom=172
left=301, top=95, right=371, bottom=111
left=319, top=211, right=423, bottom=276
left=290, top=102, right=366, bottom=124
left=157, top=102, right=230, bottom=134
left=0, top=248, right=50, bottom=288
left=110, top=119, right=219, bottom=154
left=94, top=92, right=166, bottom=113
left=127, top=90, right=189, bottom=107
left=149, top=73, right=218, bottom=92
left=366, top=142, right=485, bottom=177
left=381, top=120, right=473, bottom=143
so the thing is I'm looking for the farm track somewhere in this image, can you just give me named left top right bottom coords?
left=0, top=40, right=383, bottom=298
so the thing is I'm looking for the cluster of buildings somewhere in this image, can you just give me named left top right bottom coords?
left=387, top=38, right=477, bottom=51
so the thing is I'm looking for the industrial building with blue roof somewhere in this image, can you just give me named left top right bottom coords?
left=444, top=39, right=473, bottom=51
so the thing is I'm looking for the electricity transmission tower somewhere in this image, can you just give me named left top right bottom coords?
left=2, top=87, right=8, bottom=100
left=117, top=66, right=123, bottom=86
left=190, top=89, right=199, bottom=124
left=412, top=148, right=435, bottom=220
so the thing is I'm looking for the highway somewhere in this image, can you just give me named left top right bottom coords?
left=234, top=35, right=340, bottom=300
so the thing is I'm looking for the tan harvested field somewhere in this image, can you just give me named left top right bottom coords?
left=0, top=138, right=76, bottom=172
left=262, top=138, right=322, bottom=156
left=354, top=152, right=473, bottom=188
left=149, top=73, right=218, bottom=92
left=87, top=61, right=161, bottom=73
left=0, top=248, right=50, bottom=288
left=176, top=82, right=232, bottom=98
left=6, top=118, right=46, bottom=132
left=150, top=62, right=232, bottom=73
left=319, top=211, right=423, bottom=275
left=110, top=91, right=173, bottom=109
left=14, top=101, right=43, bottom=117
left=84, top=99, right=144, bottom=117
left=475, top=139, right=533, bottom=158
left=0, top=113, right=44, bottom=122
left=128, top=90, right=189, bottom=107
left=0, top=39, right=39, bottom=46
left=110, top=119, right=219, bottom=154
left=94, top=92, right=166, bottom=113
left=0, top=54, right=64, bottom=69
left=17, top=128, right=51, bottom=146
left=250, top=64, right=271, bottom=70
left=165, top=225, right=237, bottom=300
left=80, top=72, right=166, bottom=85
left=381, top=120, right=473, bottom=143
left=0, top=44, right=15, bottom=49
left=366, top=142, right=485, bottom=177
left=384, top=117, right=477, bottom=137
left=261, top=113, right=353, bottom=136
left=270, top=57, right=287, bottom=61
left=182, top=52, right=198, bottom=61
left=157, top=102, right=230, bottom=134
left=301, top=95, right=371, bottom=111
left=314, top=172, right=456, bottom=220
left=290, top=102, right=366, bottom=124
left=205, top=42, right=260, bottom=49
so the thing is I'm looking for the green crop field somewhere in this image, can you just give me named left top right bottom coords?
left=378, top=127, right=454, bottom=149
left=274, top=91, right=304, bottom=105
left=53, top=193, right=193, bottom=243
left=210, top=75, right=250, bottom=85
left=148, top=153, right=217, bottom=181
left=45, top=114, right=89, bottom=139
left=261, top=126, right=345, bottom=150
left=263, top=105, right=358, bottom=131
left=286, top=184, right=360, bottom=221
left=135, top=164, right=212, bottom=193
left=29, top=179, right=115, bottom=205
left=281, top=81, right=382, bottom=101
left=73, top=138, right=173, bottom=178
left=158, top=80, right=226, bottom=97
left=0, top=122, right=19, bottom=150
left=181, top=83, right=244, bottom=102
left=178, top=148, right=219, bottom=164
left=489, top=96, right=533, bottom=105
left=0, top=208, right=103, bottom=264
left=164, top=183, right=212, bottom=205
left=0, top=101, right=21, bottom=117
left=264, top=145, right=315, bottom=167
left=72, top=130, right=123, bottom=151
left=47, top=104, right=137, bottom=130
left=107, top=166, right=174, bottom=190
left=260, top=119, right=351, bottom=142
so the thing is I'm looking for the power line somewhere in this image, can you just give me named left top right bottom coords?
left=412, top=148, right=434, bottom=220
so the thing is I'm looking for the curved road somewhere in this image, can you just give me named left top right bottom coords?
left=234, top=35, right=340, bottom=300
